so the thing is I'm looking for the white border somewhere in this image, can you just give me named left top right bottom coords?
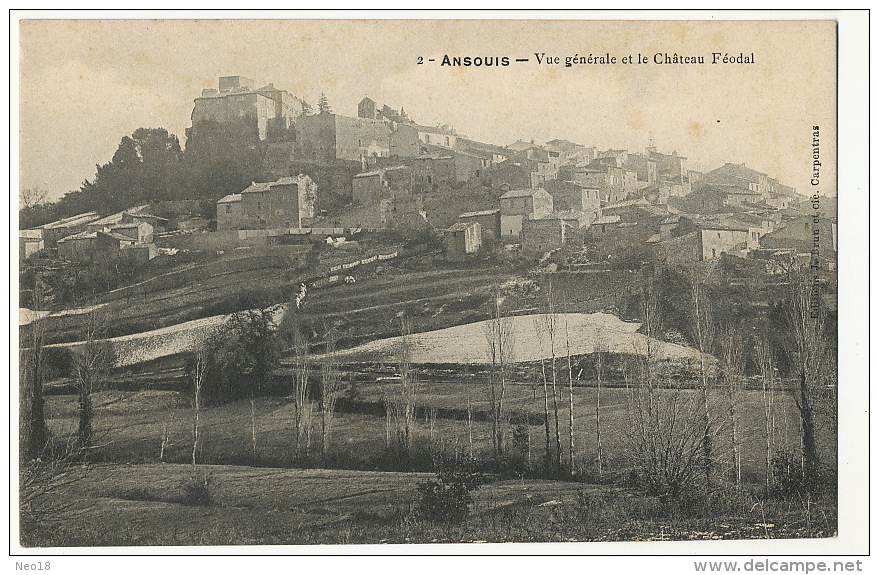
left=6, top=8, right=871, bottom=570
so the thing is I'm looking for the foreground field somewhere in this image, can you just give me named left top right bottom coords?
left=22, top=462, right=836, bottom=547
left=40, top=381, right=833, bottom=484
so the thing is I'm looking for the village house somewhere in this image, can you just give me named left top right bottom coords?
left=530, top=159, right=560, bottom=189
left=588, top=214, right=622, bottom=236
left=521, top=217, right=572, bottom=256
left=409, top=153, right=456, bottom=189
left=107, top=221, right=154, bottom=244
left=499, top=188, right=554, bottom=240
left=85, top=205, right=165, bottom=233
left=352, top=166, right=414, bottom=205
left=701, top=162, right=770, bottom=194
left=457, top=138, right=511, bottom=168
left=457, top=209, right=501, bottom=241
left=654, top=214, right=762, bottom=263
left=760, top=215, right=837, bottom=258
left=602, top=198, right=670, bottom=225
left=544, top=180, right=602, bottom=213
left=216, top=174, right=317, bottom=232
left=19, top=232, right=44, bottom=260
left=389, top=122, right=460, bottom=158
left=645, top=145, right=691, bottom=196
left=444, top=221, right=482, bottom=261
left=545, top=139, right=594, bottom=165
left=506, top=139, right=542, bottom=154
left=489, top=161, right=539, bottom=192
left=57, top=230, right=157, bottom=264
left=408, top=147, right=488, bottom=188
left=623, top=152, right=658, bottom=184
left=345, top=166, right=425, bottom=230
left=565, top=161, right=633, bottom=204
left=25, top=212, right=101, bottom=249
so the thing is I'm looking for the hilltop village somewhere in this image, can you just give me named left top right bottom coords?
left=21, top=74, right=835, bottom=275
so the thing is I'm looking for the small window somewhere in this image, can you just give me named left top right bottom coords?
left=225, top=204, right=231, bottom=213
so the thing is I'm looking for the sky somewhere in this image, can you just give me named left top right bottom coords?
left=17, top=18, right=837, bottom=202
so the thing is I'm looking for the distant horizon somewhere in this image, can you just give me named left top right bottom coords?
left=18, top=19, right=837, bottom=201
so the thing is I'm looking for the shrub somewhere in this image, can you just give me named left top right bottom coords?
left=771, top=450, right=835, bottom=499
left=179, top=470, right=214, bottom=506
left=415, top=457, right=486, bottom=524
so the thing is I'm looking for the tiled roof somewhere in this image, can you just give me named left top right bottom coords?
left=506, top=140, right=540, bottom=151
left=103, top=231, right=137, bottom=242
left=689, top=215, right=753, bottom=232
left=541, top=210, right=587, bottom=220
left=41, top=212, right=100, bottom=230
left=57, top=231, right=97, bottom=242
left=354, top=166, right=409, bottom=178
left=240, top=181, right=273, bottom=193
left=592, top=215, right=621, bottom=225
left=604, top=198, right=651, bottom=210
left=711, top=162, right=767, bottom=180
left=500, top=188, right=547, bottom=199
left=459, top=209, right=499, bottom=218
left=86, top=205, right=150, bottom=227
left=447, top=222, right=477, bottom=232
left=217, top=193, right=242, bottom=204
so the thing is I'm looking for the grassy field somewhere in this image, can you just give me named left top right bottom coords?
left=39, top=379, right=833, bottom=484
left=22, top=460, right=836, bottom=547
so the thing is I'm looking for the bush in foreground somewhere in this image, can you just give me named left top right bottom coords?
left=415, top=456, right=486, bottom=524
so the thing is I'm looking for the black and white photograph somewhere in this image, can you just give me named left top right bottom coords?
left=11, top=11, right=869, bottom=561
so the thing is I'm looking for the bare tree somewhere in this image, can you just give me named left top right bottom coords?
left=291, top=327, right=312, bottom=458
left=189, top=347, right=208, bottom=466
left=20, top=279, right=49, bottom=463
left=532, top=315, right=555, bottom=471
left=626, top=277, right=705, bottom=499
left=484, top=292, right=514, bottom=458
left=719, top=325, right=745, bottom=491
left=71, top=312, right=115, bottom=452
left=318, top=327, right=342, bottom=459
left=626, top=349, right=705, bottom=500
left=159, top=410, right=176, bottom=463
left=690, top=267, right=717, bottom=487
left=20, top=187, right=48, bottom=210
left=20, top=438, right=91, bottom=539
left=754, top=331, right=777, bottom=493
left=386, top=316, right=417, bottom=459
left=535, top=278, right=563, bottom=473
left=593, top=327, right=607, bottom=476
left=562, top=309, right=577, bottom=477
left=785, top=269, right=827, bottom=481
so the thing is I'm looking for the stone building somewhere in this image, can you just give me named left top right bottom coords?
left=216, top=175, right=317, bottom=232
left=444, top=221, right=482, bottom=261
left=352, top=166, right=413, bottom=206
left=521, top=217, right=572, bottom=256
left=499, top=188, right=553, bottom=240
left=296, top=112, right=392, bottom=163
left=188, top=76, right=303, bottom=142
left=457, top=209, right=501, bottom=241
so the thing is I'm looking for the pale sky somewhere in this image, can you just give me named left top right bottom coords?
left=18, top=18, right=837, bottom=201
